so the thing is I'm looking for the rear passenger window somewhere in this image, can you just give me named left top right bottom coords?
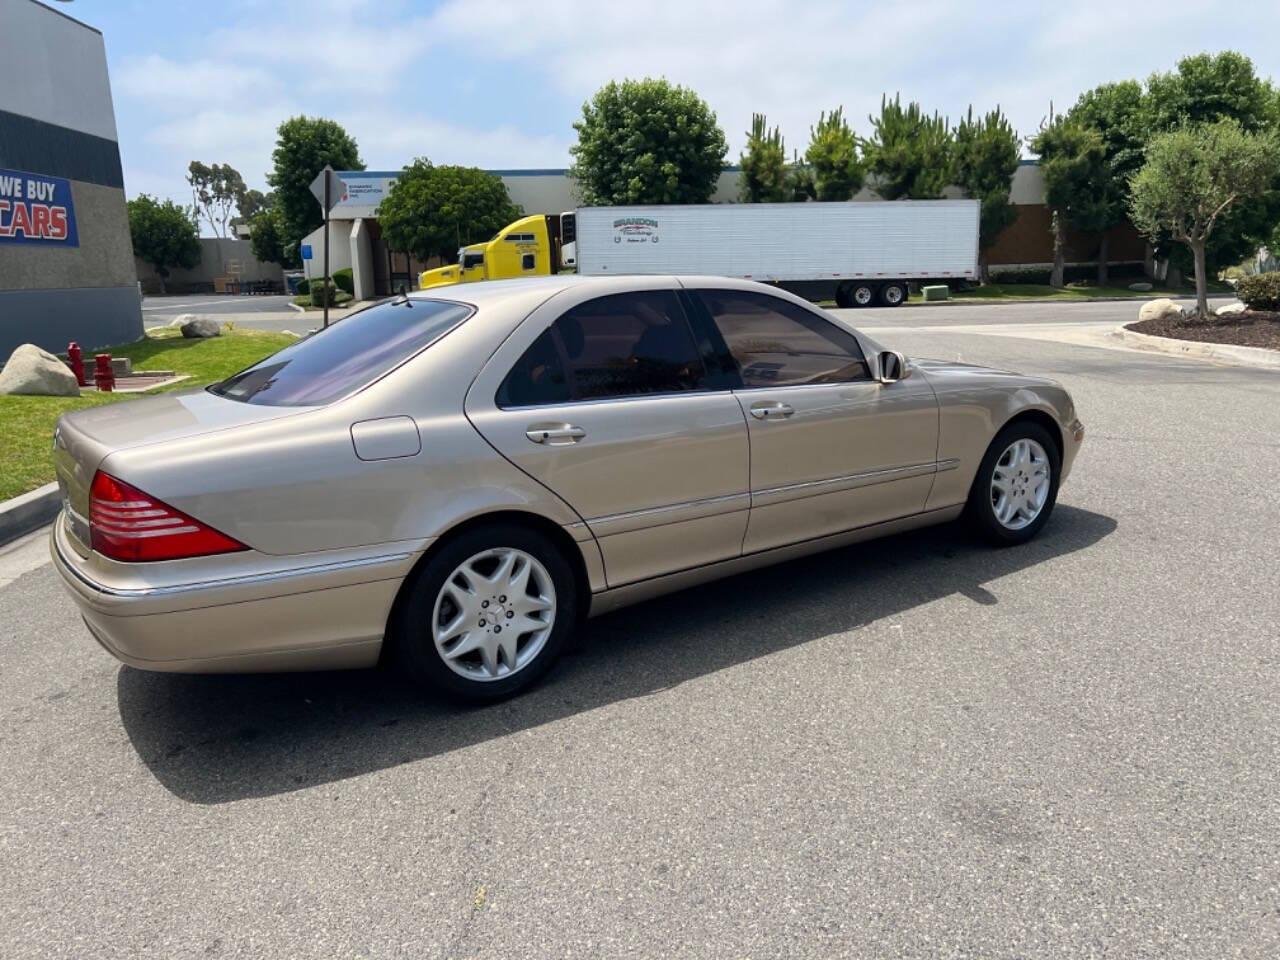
left=695, top=290, right=869, bottom=387
left=497, top=291, right=708, bottom=406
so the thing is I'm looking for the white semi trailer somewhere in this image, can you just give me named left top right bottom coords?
left=567, top=199, right=979, bottom=307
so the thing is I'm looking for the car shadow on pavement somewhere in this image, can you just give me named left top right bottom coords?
left=117, top=505, right=1116, bottom=804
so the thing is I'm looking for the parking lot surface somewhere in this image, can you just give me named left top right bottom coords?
left=2, top=322, right=1277, bottom=958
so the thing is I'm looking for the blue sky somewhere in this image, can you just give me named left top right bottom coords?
left=62, top=0, right=1280, bottom=212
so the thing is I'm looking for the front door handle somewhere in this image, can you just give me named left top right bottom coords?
left=749, top=401, right=795, bottom=421
left=525, top=423, right=587, bottom=445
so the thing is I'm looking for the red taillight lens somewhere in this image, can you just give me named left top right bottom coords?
left=89, top=471, right=247, bottom=562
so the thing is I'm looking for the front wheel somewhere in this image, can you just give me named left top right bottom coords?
left=966, top=421, right=1061, bottom=546
left=390, top=524, right=579, bottom=700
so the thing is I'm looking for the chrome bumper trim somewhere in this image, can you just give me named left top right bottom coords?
left=53, top=532, right=413, bottom=600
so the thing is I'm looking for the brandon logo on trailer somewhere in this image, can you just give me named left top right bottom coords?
left=0, top=167, right=80, bottom=246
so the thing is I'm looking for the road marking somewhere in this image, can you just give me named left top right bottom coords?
left=141, top=299, right=228, bottom=312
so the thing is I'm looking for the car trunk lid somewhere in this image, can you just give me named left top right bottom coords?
left=52, top=390, right=311, bottom=557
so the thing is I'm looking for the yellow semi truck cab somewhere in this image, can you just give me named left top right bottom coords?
left=417, top=213, right=574, bottom=290
left=418, top=214, right=557, bottom=289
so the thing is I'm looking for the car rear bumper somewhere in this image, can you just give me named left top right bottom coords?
left=50, top=514, right=423, bottom=672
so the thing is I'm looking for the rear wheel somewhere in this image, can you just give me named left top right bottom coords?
left=851, top=282, right=877, bottom=307
left=390, top=524, right=579, bottom=700
left=835, top=283, right=852, bottom=308
left=966, top=421, right=1061, bottom=546
left=880, top=282, right=907, bottom=307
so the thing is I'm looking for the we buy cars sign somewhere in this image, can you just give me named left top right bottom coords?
left=0, top=167, right=79, bottom=246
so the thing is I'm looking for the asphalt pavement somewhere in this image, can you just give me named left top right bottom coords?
left=2, top=316, right=1277, bottom=958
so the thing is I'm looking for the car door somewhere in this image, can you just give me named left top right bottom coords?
left=687, top=285, right=940, bottom=554
left=465, top=284, right=749, bottom=588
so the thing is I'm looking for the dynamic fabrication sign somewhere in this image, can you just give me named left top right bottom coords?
left=0, top=167, right=79, bottom=246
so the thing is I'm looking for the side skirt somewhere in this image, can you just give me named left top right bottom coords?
left=587, top=504, right=964, bottom=617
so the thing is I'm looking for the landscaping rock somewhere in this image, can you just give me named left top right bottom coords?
left=1215, top=302, right=1247, bottom=318
left=1138, top=298, right=1184, bottom=323
left=180, top=317, right=221, bottom=339
left=1128, top=282, right=1153, bottom=292
left=0, top=344, right=80, bottom=397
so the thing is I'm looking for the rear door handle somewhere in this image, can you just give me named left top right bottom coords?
left=525, top=423, right=587, bottom=445
left=749, top=401, right=795, bottom=421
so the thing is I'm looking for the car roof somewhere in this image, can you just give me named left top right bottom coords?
left=404, top=274, right=784, bottom=308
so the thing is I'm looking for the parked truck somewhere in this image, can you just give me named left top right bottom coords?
left=418, top=199, right=979, bottom=307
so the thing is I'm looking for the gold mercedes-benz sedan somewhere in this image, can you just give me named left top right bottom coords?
left=51, top=275, right=1083, bottom=700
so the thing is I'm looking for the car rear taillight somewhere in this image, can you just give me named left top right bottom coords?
left=89, top=471, right=247, bottom=562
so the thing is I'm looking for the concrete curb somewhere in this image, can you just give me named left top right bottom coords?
left=287, top=302, right=305, bottom=314
left=1115, top=325, right=1280, bottom=370
left=904, top=292, right=1236, bottom=308
left=0, top=482, right=59, bottom=548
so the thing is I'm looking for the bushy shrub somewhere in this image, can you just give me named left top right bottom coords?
left=310, top=280, right=336, bottom=307
left=1237, top=272, right=1280, bottom=310
left=990, top=267, right=1052, bottom=285
left=295, top=277, right=310, bottom=295
left=332, top=268, right=354, bottom=295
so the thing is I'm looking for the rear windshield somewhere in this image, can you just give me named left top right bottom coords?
left=210, top=297, right=472, bottom=406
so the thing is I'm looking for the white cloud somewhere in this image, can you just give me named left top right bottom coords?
left=115, top=55, right=281, bottom=106
left=345, top=110, right=572, bottom=170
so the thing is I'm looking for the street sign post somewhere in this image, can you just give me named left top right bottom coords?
left=309, top=166, right=345, bottom=329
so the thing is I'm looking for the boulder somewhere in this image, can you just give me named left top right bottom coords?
left=1138, top=298, right=1185, bottom=323
left=0, top=344, right=80, bottom=397
left=1214, top=301, right=1247, bottom=318
left=1128, top=282, right=1153, bottom=292
left=180, top=316, right=221, bottom=339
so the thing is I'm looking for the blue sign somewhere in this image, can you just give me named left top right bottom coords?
left=301, top=244, right=313, bottom=260
left=0, top=167, right=78, bottom=247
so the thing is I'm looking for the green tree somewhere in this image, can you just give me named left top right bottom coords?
left=127, top=194, right=201, bottom=294
left=569, top=78, right=728, bottom=205
left=379, top=159, right=523, bottom=263
left=248, top=204, right=297, bottom=268
left=1065, top=81, right=1146, bottom=283
left=951, top=105, right=1021, bottom=281
left=787, top=150, right=816, bottom=201
left=739, top=113, right=789, bottom=203
left=186, top=161, right=247, bottom=238
left=862, top=94, right=953, bottom=200
left=1029, top=118, right=1107, bottom=288
left=804, top=107, right=863, bottom=201
left=1129, top=120, right=1280, bottom=318
left=1142, top=52, right=1280, bottom=280
left=267, top=116, right=363, bottom=251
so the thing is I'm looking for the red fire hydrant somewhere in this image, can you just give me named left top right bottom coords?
left=67, top=342, right=87, bottom=386
left=94, top=354, right=115, bottom=392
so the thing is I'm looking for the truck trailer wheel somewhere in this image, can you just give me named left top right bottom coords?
left=835, top=283, right=852, bottom=308
left=851, top=283, right=877, bottom=307
left=879, top=282, right=907, bottom=307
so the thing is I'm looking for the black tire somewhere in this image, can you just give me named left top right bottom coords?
left=389, top=523, right=579, bottom=701
left=965, top=420, right=1062, bottom=546
left=835, top=283, right=852, bottom=308
left=851, top=283, right=877, bottom=308
left=880, top=282, right=907, bottom=307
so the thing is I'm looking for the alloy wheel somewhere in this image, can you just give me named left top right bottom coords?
left=431, top=547, right=556, bottom=681
left=990, top=438, right=1051, bottom=530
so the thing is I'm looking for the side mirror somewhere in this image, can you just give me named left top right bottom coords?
left=877, top=350, right=910, bottom=384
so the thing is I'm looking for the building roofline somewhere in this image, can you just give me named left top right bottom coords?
left=25, top=0, right=102, bottom=35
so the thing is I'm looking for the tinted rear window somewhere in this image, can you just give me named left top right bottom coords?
left=210, top=297, right=472, bottom=406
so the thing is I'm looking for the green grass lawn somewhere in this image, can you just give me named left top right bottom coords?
left=0, top=328, right=295, bottom=502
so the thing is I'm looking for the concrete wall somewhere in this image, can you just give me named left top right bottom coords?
left=134, top=237, right=285, bottom=294
left=300, top=221, right=355, bottom=281
left=0, top=0, right=141, bottom=359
